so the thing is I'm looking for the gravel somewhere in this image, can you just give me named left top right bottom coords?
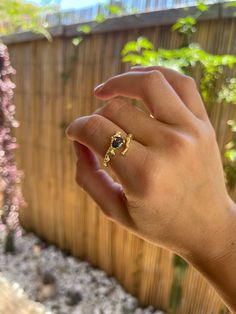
left=0, top=231, right=166, bottom=314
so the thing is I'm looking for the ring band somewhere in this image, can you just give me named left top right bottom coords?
left=103, top=131, right=133, bottom=167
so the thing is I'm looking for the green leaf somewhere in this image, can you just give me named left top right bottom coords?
left=72, top=36, right=83, bottom=46
left=130, top=7, right=139, bottom=14
left=172, top=16, right=197, bottom=31
left=142, top=50, right=158, bottom=61
left=225, top=141, right=234, bottom=150
left=60, top=71, right=70, bottom=81
left=105, top=4, right=123, bottom=15
left=0, top=0, right=54, bottom=37
left=121, top=41, right=138, bottom=56
left=122, top=54, right=144, bottom=65
left=77, top=25, right=91, bottom=34
left=227, top=120, right=236, bottom=126
left=218, top=78, right=236, bottom=104
left=224, top=164, right=236, bottom=190
left=224, top=1, right=236, bottom=7
left=121, top=37, right=154, bottom=56
left=225, top=149, right=236, bottom=162
left=95, top=12, right=106, bottom=23
left=173, top=255, right=189, bottom=276
left=137, top=37, right=154, bottom=50
left=169, top=277, right=182, bottom=313
left=196, top=1, right=209, bottom=12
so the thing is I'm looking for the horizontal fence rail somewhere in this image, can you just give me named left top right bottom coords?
left=3, top=6, right=236, bottom=314
left=45, top=0, right=225, bottom=26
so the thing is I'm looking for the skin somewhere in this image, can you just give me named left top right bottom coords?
left=66, top=66, right=236, bottom=312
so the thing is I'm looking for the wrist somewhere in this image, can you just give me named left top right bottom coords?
left=199, top=198, right=236, bottom=262
left=189, top=199, right=236, bottom=311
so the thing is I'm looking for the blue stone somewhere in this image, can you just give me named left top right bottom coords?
left=112, top=136, right=124, bottom=148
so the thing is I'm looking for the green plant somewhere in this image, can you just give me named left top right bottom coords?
left=171, top=1, right=209, bottom=46
left=224, top=120, right=236, bottom=189
left=122, top=41, right=236, bottom=109
left=219, top=78, right=236, bottom=189
left=169, top=255, right=188, bottom=314
left=0, top=0, right=59, bottom=39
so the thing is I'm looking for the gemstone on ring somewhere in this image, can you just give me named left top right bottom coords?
left=111, top=136, right=124, bottom=149
left=103, top=131, right=133, bottom=167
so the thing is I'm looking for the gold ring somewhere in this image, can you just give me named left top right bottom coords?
left=103, top=131, right=133, bottom=167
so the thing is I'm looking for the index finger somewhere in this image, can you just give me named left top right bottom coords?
left=94, top=71, right=195, bottom=126
left=131, top=66, right=208, bottom=120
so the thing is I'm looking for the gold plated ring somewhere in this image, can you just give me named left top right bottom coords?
left=103, top=131, right=133, bottom=167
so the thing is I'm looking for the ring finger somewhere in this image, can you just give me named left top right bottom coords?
left=66, top=114, right=151, bottom=193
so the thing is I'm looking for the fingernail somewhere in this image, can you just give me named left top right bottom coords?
left=130, top=66, right=139, bottom=69
left=94, top=83, right=105, bottom=93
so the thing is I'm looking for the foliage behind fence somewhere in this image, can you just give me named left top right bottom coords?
left=4, top=8, right=236, bottom=313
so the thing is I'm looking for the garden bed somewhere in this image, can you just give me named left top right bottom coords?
left=0, top=231, right=166, bottom=314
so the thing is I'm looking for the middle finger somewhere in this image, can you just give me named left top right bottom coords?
left=94, top=97, right=163, bottom=146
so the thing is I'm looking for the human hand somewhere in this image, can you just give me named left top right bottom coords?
left=67, top=66, right=235, bottom=261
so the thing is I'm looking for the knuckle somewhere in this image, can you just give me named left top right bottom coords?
left=191, top=119, right=216, bottom=143
left=188, top=119, right=204, bottom=139
left=81, top=114, right=103, bottom=138
left=145, top=70, right=164, bottom=84
left=99, top=99, right=125, bottom=117
left=172, top=134, right=189, bottom=153
left=182, top=75, right=197, bottom=88
left=103, top=77, right=115, bottom=93
left=202, top=122, right=217, bottom=144
left=208, top=124, right=217, bottom=141
left=165, top=128, right=192, bottom=154
left=142, top=71, right=165, bottom=98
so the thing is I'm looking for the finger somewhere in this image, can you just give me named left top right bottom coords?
left=73, top=141, right=133, bottom=226
left=67, top=114, right=149, bottom=193
left=94, top=97, right=163, bottom=146
left=131, top=66, right=208, bottom=120
left=94, top=71, right=195, bottom=126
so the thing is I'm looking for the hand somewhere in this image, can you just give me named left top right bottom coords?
left=66, top=66, right=236, bottom=311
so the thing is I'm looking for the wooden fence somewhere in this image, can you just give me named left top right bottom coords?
left=3, top=4, right=236, bottom=313
left=45, top=0, right=209, bottom=26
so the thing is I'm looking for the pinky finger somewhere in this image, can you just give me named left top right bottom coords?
left=73, top=141, right=133, bottom=227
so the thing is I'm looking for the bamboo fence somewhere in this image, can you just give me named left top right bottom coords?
left=45, top=0, right=207, bottom=26
left=3, top=8, right=236, bottom=314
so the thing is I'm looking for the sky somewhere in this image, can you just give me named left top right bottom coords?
left=29, top=0, right=108, bottom=10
